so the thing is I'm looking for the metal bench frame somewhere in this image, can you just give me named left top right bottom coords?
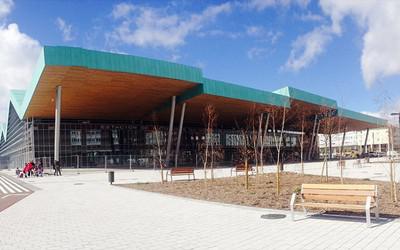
left=290, top=184, right=379, bottom=227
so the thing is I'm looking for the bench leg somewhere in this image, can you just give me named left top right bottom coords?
left=375, top=207, right=379, bottom=220
left=366, top=196, right=372, bottom=227
left=290, top=193, right=296, bottom=221
left=375, top=202, right=380, bottom=220
left=300, top=196, right=307, bottom=216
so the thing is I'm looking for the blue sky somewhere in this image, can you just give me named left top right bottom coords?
left=1, top=0, right=400, bottom=123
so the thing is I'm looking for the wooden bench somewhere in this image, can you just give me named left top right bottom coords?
left=290, top=184, right=379, bottom=226
left=230, top=164, right=253, bottom=177
left=166, top=167, right=195, bottom=181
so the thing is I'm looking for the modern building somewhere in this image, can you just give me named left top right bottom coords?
left=318, top=127, right=400, bottom=158
left=0, top=46, right=387, bottom=169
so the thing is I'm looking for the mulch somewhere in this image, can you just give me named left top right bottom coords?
left=118, top=172, right=400, bottom=216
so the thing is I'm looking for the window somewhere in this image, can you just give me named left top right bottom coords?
left=206, top=133, right=221, bottom=145
left=226, top=134, right=245, bottom=146
left=145, top=131, right=166, bottom=145
left=86, top=130, right=101, bottom=145
left=112, top=129, right=119, bottom=145
left=70, top=130, right=81, bottom=146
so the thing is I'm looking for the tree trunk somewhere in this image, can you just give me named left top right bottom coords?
left=300, top=117, right=304, bottom=175
left=245, top=158, right=249, bottom=190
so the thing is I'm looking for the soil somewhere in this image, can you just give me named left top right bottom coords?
left=118, top=172, right=400, bottom=217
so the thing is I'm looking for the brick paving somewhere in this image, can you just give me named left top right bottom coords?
left=0, top=160, right=400, bottom=249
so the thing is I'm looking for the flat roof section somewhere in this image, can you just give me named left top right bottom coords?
left=0, top=45, right=387, bottom=137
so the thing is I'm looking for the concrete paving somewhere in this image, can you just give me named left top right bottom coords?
left=0, top=159, right=400, bottom=249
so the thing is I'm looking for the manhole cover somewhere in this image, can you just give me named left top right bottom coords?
left=74, top=183, right=84, bottom=185
left=260, top=214, right=286, bottom=219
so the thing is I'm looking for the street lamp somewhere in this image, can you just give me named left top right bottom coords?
left=391, top=113, right=400, bottom=127
left=390, top=113, right=400, bottom=155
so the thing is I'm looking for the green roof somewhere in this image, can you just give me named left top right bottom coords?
left=0, top=45, right=387, bottom=144
left=338, top=107, right=387, bottom=127
left=274, top=86, right=337, bottom=109
left=201, top=78, right=290, bottom=107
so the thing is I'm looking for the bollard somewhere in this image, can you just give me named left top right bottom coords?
left=108, top=171, right=114, bottom=184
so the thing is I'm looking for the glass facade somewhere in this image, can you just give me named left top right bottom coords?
left=1, top=116, right=303, bottom=169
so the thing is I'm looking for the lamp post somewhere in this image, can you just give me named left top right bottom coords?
left=390, top=112, right=400, bottom=154
left=391, top=113, right=400, bottom=128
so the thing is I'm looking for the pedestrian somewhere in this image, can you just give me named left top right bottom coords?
left=37, top=159, right=43, bottom=177
left=54, top=160, right=62, bottom=176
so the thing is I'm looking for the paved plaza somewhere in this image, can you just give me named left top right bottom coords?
left=1, top=160, right=400, bottom=249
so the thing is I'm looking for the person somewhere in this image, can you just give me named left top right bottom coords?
left=54, top=160, right=62, bottom=176
left=15, top=167, right=21, bottom=177
left=37, top=159, right=43, bottom=177
left=22, top=162, right=32, bottom=178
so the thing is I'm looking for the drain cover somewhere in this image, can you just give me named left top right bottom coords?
left=74, top=183, right=84, bottom=185
left=261, top=214, right=287, bottom=219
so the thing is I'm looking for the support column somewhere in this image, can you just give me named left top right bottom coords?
left=364, top=128, right=370, bottom=154
left=165, top=96, right=176, bottom=167
left=54, top=86, right=62, bottom=164
left=308, top=115, right=318, bottom=160
left=174, top=103, right=186, bottom=167
left=340, top=127, right=347, bottom=158
left=311, top=120, right=321, bottom=160
left=329, top=133, right=332, bottom=160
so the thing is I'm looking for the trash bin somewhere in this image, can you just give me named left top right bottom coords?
left=108, top=171, right=114, bottom=184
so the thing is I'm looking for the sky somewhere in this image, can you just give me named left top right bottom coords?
left=1, top=0, right=400, bottom=124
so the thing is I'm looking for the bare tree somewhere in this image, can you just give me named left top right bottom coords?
left=152, top=122, right=165, bottom=183
left=259, top=112, right=270, bottom=174
left=318, top=107, right=339, bottom=183
left=270, top=107, right=287, bottom=195
left=202, top=104, right=218, bottom=182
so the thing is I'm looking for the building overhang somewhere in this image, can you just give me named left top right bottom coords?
left=1, top=46, right=387, bottom=138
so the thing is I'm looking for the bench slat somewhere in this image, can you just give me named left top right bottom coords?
left=302, top=188, right=376, bottom=197
left=302, top=184, right=376, bottom=191
left=170, top=168, right=194, bottom=175
left=303, top=194, right=376, bottom=203
left=295, top=202, right=375, bottom=210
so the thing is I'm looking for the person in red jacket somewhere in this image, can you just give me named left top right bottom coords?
left=23, top=162, right=35, bottom=177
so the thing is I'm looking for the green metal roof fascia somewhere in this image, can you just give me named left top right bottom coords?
left=43, top=46, right=204, bottom=83
left=202, top=78, right=290, bottom=108
left=274, top=86, right=337, bottom=109
left=176, top=85, right=204, bottom=104
left=20, top=48, right=46, bottom=120
left=10, top=89, right=26, bottom=119
left=338, top=107, right=387, bottom=127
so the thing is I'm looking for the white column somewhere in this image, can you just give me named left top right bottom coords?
left=175, top=103, right=186, bottom=167
left=165, top=96, right=176, bottom=167
left=54, top=86, right=62, bottom=163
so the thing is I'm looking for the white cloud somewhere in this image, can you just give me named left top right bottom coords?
left=298, top=11, right=324, bottom=22
left=112, top=2, right=135, bottom=19
left=247, top=0, right=310, bottom=11
left=0, top=23, right=42, bottom=123
left=0, top=0, right=13, bottom=20
left=285, top=0, right=400, bottom=87
left=246, top=25, right=282, bottom=44
left=170, top=54, right=181, bottom=62
left=285, top=25, right=335, bottom=71
left=247, top=47, right=269, bottom=59
left=56, top=17, right=74, bottom=41
left=198, top=29, right=242, bottom=39
left=109, top=2, right=231, bottom=49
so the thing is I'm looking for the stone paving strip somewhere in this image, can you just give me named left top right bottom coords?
left=0, top=163, right=399, bottom=249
